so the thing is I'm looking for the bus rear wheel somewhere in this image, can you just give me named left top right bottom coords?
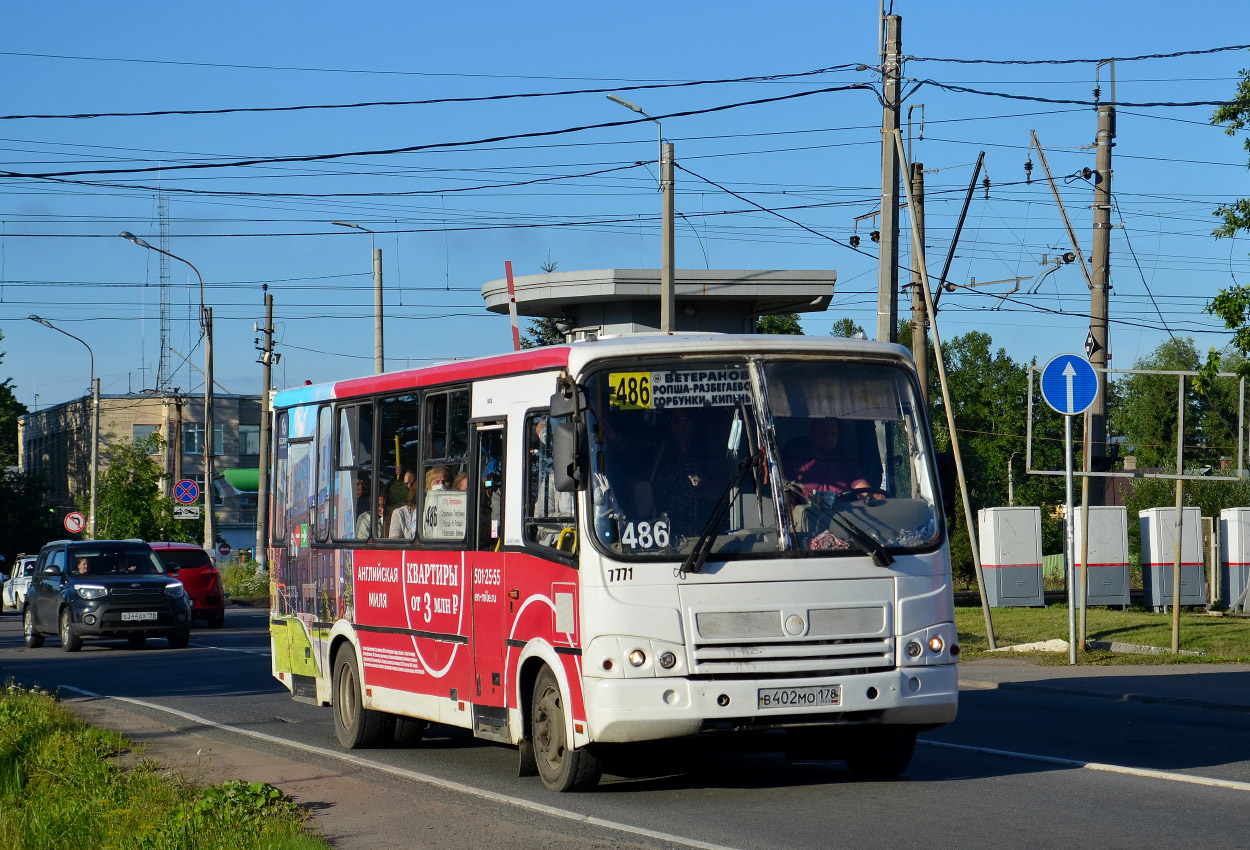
left=333, top=648, right=391, bottom=748
left=531, top=666, right=602, bottom=792
left=843, top=727, right=916, bottom=778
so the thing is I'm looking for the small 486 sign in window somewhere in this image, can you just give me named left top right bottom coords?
left=608, top=372, right=651, bottom=410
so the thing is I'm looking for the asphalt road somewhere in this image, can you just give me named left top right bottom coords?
left=3, top=606, right=1250, bottom=850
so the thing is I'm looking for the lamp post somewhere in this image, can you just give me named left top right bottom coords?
left=120, top=232, right=215, bottom=552
left=331, top=221, right=384, bottom=373
left=29, top=315, right=98, bottom=538
left=1008, top=451, right=1022, bottom=507
left=607, top=95, right=675, bottom=333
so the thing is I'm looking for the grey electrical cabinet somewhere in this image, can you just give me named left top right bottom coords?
left=1073, top=506, right=1130, bottom=608
left=978, top=507, right=1045, bottom=607
left=1219, top=508, right=1250, bottom=610
left=1140, top=507, right=1206, bottom=612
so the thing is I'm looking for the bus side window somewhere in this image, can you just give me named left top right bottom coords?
left=378, top=393, right=421, bottom=540
left=524, top=412, right=576, bottom=554
left=420, top=388, right=469, bottom=542
left=315, top=405, right=332, bottom=542
left=273, top=410, right=289, bottom=548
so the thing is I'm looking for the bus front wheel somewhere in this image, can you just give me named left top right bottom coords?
left=531, top=666, right=602, bottom=792
left=843, top=727, right=916, bottom=778
left=333, top=648, right=391, bottom=748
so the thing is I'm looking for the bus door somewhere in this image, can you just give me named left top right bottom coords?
left=467, top=422, right=509, bottom=741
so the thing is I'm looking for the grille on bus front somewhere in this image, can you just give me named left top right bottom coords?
left=690, top=606, right=892, bottom=677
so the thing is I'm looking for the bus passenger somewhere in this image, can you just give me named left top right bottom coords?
left=388, top=469, right=419, bottom=538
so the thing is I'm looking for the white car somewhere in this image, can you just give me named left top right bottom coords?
left=2, top=555, right=37, bottom=611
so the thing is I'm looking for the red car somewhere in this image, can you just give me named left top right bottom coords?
left=148, top=543, right=225, bottom=628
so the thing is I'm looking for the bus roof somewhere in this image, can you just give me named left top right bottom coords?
left=270, top=334, right=912, bottom=410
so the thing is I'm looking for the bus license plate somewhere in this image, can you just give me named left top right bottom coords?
left=758, top=685, right=841, bottom=709
left=121, top=611, right=158, bottom=621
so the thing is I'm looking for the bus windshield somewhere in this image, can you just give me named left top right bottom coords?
left=584, top=357, right=941, bottom=561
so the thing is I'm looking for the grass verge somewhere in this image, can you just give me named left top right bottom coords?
left=0, top=680, right=328, bottom=850
left=955, top=604, right=1250, bottom=664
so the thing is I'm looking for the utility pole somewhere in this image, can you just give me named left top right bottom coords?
left=1088, top=61, right=1115, bottom=504
left=373, top=247, right=384, bottom=373
left=876, top=13, right=902, bottom=342
left=661, top=141, right=676, bottom=333
left=908, top=161, right=928, bottom=403
left=255, top=291, right=275, bottom=570
left=204, top=306, right=215, bottom=551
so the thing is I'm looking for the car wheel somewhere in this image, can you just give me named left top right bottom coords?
left=23, top=605, right=44, bottom=648
left=127, top=634, right=147, bottom=649
left=166, top=629, right=191, bottom=649
left=332, top=648, right=391, bottom=748
left=60, top=609, right=83, bottom=653
left=531, top=665, right=602, bottom=791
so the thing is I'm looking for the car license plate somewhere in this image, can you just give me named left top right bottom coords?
left=757, top=685, right=841, bottom=709
left=121, top=611, right=158, bottom=622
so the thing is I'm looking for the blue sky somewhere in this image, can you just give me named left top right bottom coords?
left=3, top=0, right=1249, bottom=410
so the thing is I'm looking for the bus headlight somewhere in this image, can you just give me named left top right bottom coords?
left=658, top=651, right=677, bottom=669
left=905, top=640, right=923, bottom=658
left=628, top=649, right=647, bottom=667
left=927, top=636, right=945, bottom=654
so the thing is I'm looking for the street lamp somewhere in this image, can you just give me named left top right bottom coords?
left=120, top=232, right=216, bottom=553
left=331, top=221, right=384, bottom=373
left=607, top=95, right=675, bottom=332
left=29, top=315, right=98, bottom=539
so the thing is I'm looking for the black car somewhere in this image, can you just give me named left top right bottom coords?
left=23, top=539, right=193, bottom=651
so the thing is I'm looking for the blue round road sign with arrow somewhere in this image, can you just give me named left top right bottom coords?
left=1040, top=353, right=1098, bottom=416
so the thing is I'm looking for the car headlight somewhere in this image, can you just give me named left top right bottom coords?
left=164, top=582, right=186, bottom=598
left=75, top=584, right=108, bottom=600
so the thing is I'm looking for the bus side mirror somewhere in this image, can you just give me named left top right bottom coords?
left=935, top=451, right=956, bottom=523
left=552, top=420, right=588, bottom=492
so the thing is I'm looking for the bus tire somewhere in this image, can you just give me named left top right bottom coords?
left=333, top=648, right=390, bottom=748
left=531, top=666, right=602, bottom=792
left=393, top=715, right=427, bottom=746
left=843, top=727, right=916, bottom=779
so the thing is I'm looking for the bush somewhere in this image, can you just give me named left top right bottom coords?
left=219, top=557, right=269, bottom=599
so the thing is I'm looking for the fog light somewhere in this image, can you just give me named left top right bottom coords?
left=628, top=649, right=646, bottom=667
left=83, top=614, right=97, bottom=626
left=658, top=651, right=676, bottom=669
left=928, top=636, right=945, bottom=654
left=906, top=640, right=922, bottom=657
left=177, top=613, right=187, bottom=623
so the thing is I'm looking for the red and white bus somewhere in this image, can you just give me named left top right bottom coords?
left=268, top=333, right=958, bottom=791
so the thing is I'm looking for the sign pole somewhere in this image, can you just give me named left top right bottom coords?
left=1064, top=413, right=1076, bottom=665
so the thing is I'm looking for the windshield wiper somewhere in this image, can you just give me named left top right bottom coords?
left=786, top=484, right=894, bottom=567
left=679, top=455, right=756, bottom=575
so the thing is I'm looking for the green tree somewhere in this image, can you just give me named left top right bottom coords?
left=0, top=330, right=28, bottom=469
left=0, top=470, right=60, bottom=565
left=933, top=331, right=1065, bottom=578
left=756, top=313, right=803, bottom=334
left=521, top=254, right=567, bottom=349
left=1201, top=65, right=1250, bottom=380
left=88, top=433, right=194, bottom=543
left=829, top=317, right=865, bottom=338
left=1114, top=338, right=1238, bottom=469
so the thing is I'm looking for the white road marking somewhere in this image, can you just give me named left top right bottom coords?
left=921, top=739, right=1250, bottom=793
left=187, top=642, right=270, bottom=656
left=57, top=686, right=743, bottom=850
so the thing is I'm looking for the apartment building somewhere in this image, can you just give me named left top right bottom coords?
left=18, top=391, right=262, bottom=559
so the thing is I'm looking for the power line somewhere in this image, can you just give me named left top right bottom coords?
left=1, top=84, right=868, bottom=180
left=910, top=44, right=1250, bottom=65
left=0, top=65, right=857, bottom=121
